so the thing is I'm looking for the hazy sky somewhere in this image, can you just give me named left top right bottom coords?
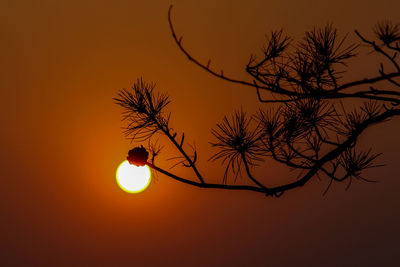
left=1, top=0, right=399, bottom=265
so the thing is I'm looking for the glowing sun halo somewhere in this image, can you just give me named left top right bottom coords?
left=116, top=160, right=151, bottom=193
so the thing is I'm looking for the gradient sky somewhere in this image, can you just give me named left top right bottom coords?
left=1, top=0, right=399, bottom=265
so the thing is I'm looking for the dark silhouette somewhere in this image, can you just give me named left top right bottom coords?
left=127, top=145, right=148, bottom=166
left=115, top=6, right=400, bottom=197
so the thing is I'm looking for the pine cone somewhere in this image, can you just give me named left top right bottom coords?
left=127, top=146, right=149, bottom=166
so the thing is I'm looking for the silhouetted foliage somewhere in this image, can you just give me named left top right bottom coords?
left=210, top=109, right=265, bottom=183
left=115, top=6, right=400, bottom=197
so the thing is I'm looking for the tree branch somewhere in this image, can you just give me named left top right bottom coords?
left=146, top=162, right=266, bottom=193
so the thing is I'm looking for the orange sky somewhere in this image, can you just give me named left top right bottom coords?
left=1, top=0, right=399, bottom=265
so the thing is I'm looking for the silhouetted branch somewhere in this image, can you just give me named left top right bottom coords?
left=168, top=6, right=256, bottom=88
left=115, top=78, right=204, bottom=184
left=168, top=5, right=298, bottom=97
left=169, top=5, right=400, bottom=105
left=116, top=9, right=400, bottom=197
left=355, top=30, right=400, bottom=71
left=146, top=161, right=266, bottom=193
left=241, top=153, right=269, bottom=191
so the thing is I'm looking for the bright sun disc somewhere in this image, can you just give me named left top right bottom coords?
left=116, top=160, right=151, bottom=193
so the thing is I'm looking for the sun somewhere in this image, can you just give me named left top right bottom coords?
left=116, top=160, right=151, bottom=193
